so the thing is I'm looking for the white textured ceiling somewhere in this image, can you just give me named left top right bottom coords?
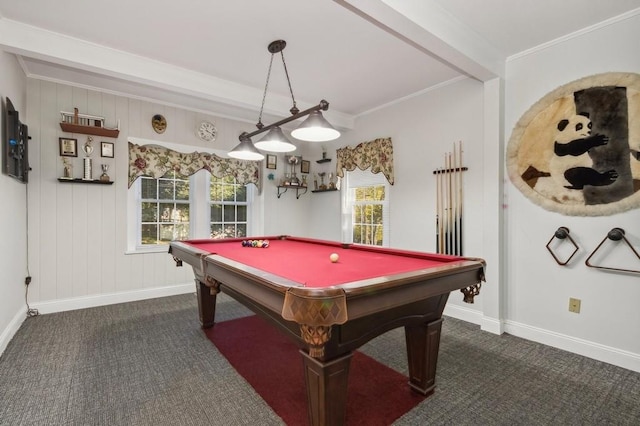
left=1, top=0, right=639, bottom=128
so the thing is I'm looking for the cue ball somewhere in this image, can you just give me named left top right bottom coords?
left=330, top=253, right=339, bottom=263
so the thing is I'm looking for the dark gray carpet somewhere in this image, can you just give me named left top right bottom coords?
left=0, top=293, right=638, bottom=425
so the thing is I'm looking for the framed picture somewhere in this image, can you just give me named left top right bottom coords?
left=59, top=137, right=78, bottom=157
left=301, top=159, right=310, bottom=174
left=266, top=154, right=277, bottom=169
left=101, top=142, right=114, bottom=158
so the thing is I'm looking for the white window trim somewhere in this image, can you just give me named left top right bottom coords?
left=341, top=169, right=390, bottom=247
left=126, top=137, right=263, bottom=254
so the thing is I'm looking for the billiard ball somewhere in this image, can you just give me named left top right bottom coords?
left=330, top=253, right=339, bottom=263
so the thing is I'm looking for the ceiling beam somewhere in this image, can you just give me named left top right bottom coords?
left=336, top=0, right=504, bottom=81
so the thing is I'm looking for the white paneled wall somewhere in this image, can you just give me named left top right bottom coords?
left=26, top=79, right=315, bottom=309
left=27, top=80, right=288, bottom=308
left=26, top=81, right=187, bottom=306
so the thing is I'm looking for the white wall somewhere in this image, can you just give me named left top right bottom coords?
left=23, top=79, right=314, bottom=313
left=0, top=50, right=27, bottom=354
left=504, top=14, right=640, bottom=371
left=311, top=77, right=487, bottom=318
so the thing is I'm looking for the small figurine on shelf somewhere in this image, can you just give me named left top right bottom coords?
left=61, top=157, right=73, bottom=179
left=301, top=175, right=307, bottom=187
left=318, top=172, right=327, bottom=190
left=313, top=174, right=318, bottom=190
left=100, top=164, right=110, bottom=182
left=328, top=172, right=336, bottom=189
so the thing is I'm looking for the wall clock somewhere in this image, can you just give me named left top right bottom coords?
left=196, top=120, right=217, bottom=142
left=151, top=114, right=167, bottom=134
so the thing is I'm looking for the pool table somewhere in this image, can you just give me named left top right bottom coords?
left=169, top=236, right=485, bottom=426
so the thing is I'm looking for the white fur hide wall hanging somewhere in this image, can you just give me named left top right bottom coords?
left=507, top=72, right=640, bottom=216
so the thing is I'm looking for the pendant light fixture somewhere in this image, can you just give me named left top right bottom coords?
left=228, top=40, right=340, bottom=160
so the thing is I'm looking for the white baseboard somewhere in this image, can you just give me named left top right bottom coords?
left=0, top=304, right=27, bottom=358
left=444, top=303, right=484, bottom=326
left=444, top=305, right=639, bottom=373
left=504, top=320, right=640, bottom=373
left=29, top=283, right=195, bottom=315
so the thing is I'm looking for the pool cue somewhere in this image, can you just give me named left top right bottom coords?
left=452, top=143, right=459, bottom=255
left=457, top=141, right=464, bottom=255
left=451, top=142, right=457, bottom=255
left=447, top=152, right=453, bottom=254
left=436, top=165, right=441, bottom=253
left=438, top=164, right=445, bottom=253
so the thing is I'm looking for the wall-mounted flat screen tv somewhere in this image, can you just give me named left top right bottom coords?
left=2, top=97, right=29, bottom=183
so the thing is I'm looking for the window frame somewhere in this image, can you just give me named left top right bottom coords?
left=341, top=169, right=390, bottom=247
left=208, top=175, right=250, bottom=239
left=126, top=137, right=262, bottom=254
left=139, top=170, right=192, bottom=246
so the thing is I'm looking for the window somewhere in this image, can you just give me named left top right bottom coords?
left=342, top=169, right=390, bottom=246
left=140, top=171, right=190, bottom=245
left=133, top=171, right=253, bottom=249
left=209, top=175, right=248, bottom=239
left=126, top=139, right=262, bottom=254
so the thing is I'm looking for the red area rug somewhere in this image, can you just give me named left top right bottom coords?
left=205, top=315, right=425, bottom=425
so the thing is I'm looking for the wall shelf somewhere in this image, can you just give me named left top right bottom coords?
left=59, top=109, right=120, bottom=138
left=277, top=185, right=308, bottom=199
left=312, top=188, right=338, bottom=193
left=59, top=123, right=120, bottom=138
left=58, top=178, right=114, bottom=185
left=316, top=158, right=331, bottom=164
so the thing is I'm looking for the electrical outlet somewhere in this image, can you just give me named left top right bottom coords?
left=568, top=297, right=581, bottom=313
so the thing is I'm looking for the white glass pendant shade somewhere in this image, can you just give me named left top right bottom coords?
left=254, top=126, right=297, bottom=152
left=291, top=110, right=340, bottom=142
left=228, top=136, right=265, bottom=161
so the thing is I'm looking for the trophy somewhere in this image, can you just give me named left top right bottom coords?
left=61, top=157, right=73, bottom=179
left=318, top=172, right=327, bottom=190
left=100, top=164, right=110, bottom=182
left=82, top=136, right=94, bottom=180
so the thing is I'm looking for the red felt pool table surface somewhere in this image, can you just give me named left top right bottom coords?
left=182, top=236, right=465, bottom=288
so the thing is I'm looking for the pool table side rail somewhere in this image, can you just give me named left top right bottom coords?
left=202, top=254, right=484, bottom=321
left=174, top=235, right=475, bottom=264
left=203, top=252, right=484, bottom=295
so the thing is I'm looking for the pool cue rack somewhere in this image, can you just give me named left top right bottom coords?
left=434, top=141, right=467, bottom=256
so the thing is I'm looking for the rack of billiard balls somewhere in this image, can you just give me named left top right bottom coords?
left=241, top=239, right=270, bottom=248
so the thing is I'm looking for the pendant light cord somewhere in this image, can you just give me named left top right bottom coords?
left=257, top=46, right=299, bottom=130
left=257, top=53, right=275, bottom=129
left=279, top=51, right=298, bottom=115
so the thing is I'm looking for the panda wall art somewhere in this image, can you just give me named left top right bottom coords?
left=507, top=72, right=640, bottom=216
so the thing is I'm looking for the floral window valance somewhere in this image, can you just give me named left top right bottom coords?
left=128, top=142, right=261, bottom=190
left=336, top=137, right=394, bottom=185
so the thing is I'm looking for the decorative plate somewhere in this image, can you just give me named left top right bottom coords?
left=152, top=114, right=167, bottom=134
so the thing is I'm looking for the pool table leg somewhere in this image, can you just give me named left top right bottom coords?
left=405, top=317, right=444, bottom=395
left=300, top=350, right=352, bottom=426
left=196, top=279, right=217, bottom=328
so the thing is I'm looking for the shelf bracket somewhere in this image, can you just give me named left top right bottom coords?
left=277, top=186, right=308, bottom=199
